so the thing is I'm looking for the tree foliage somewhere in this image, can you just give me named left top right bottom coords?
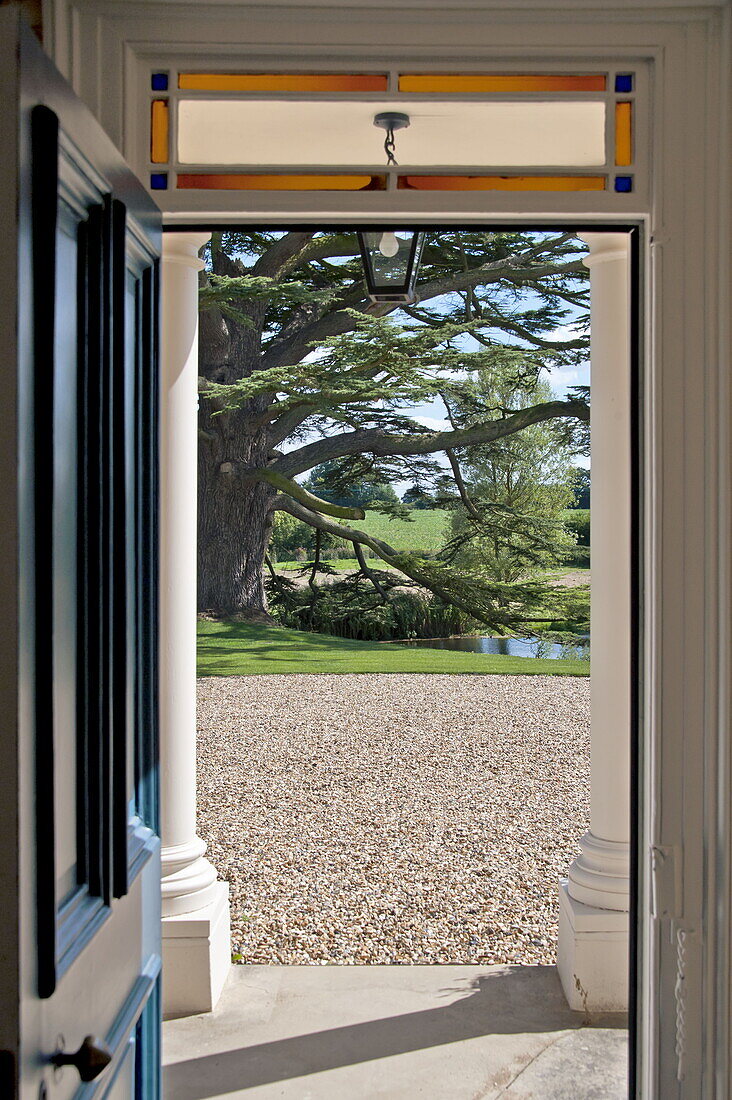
left=446, top=373, right=578, bottom=583
left=197, top=228, right=591, bottom=629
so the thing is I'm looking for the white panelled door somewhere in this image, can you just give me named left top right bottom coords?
left=0, top=12, right=162, bottom=1099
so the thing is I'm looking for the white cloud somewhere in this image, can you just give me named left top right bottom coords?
left=414, top=415, right=451, bottom=432
left=545, top=322, right=585, bottom=343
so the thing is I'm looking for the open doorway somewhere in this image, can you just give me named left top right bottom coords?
left=163, top=224, right=636, bottom=1098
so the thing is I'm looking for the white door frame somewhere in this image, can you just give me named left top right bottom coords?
left=42, top=2, right=732, bottom=1095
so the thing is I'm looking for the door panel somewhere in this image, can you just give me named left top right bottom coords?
left=0, top=13, right=162, bottom=1098
left=53, top=201, right=81, bottom=910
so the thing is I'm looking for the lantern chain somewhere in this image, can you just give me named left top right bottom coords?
left=384, top=127, right=398, bottom=167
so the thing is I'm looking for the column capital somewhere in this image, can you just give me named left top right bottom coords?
left=162, top=231, right=211, bottom=271
left=577, top=231, right=630, bottom=269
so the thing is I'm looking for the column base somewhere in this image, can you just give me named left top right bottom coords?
left=161, top=837, right=221, bottom=916
left=556, top=879, right=629, bottom=1012
left=162, top=881, right=231, bottom=1018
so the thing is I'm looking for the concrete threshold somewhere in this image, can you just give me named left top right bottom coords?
left=163, top=964, right=627, bottom=1099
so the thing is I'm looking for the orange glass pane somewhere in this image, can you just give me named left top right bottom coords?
left=150, top=99, right=169, bottom=164
left=178, top=73, right=388, bottom=92
left=399, top=74, right=606, bottom=93
left=398, top=175, right=606, bottom=191
left=615, top=102, right=632, bottom=167
left=176, top=173, right=386, bottom=191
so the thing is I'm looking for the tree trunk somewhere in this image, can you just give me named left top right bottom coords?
left=197, top=399, right=277, bottom=617
left=197, top=250, right=279, bottom=618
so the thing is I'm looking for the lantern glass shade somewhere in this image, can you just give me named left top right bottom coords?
left=357, top=230, right=424, bottom=303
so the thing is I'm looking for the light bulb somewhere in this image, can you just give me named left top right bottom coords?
left=378, top=232, right=399, bottom=258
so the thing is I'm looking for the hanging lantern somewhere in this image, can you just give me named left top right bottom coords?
left=357, top=229, right=425, bottom=303
left=356, top=112, right=424, bottom=303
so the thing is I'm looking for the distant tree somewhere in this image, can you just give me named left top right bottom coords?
left=270, top=511, right=317, bottom=556
left=402, top=485, right=435, bottom=510
left=569, top=466, right=591, bottom=509
left=304, top=460, right=398, bottom=510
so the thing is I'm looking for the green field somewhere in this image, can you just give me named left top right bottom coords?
left=560, top=509, right=590, bottom=523
left=276, top=507, right=588, bottom=564
left=197, top=620, right=590, bottom=677
left=275, top=509, right=449, bottom=571
left=316, top=507, right=586, bottom=553
left=354, top=508, right=449, bottom=550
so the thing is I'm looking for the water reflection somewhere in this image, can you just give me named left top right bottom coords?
left=399, top=635, right=590, bottom=659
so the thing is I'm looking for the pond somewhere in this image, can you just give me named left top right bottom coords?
left=398, top=635, right=590, bottom=660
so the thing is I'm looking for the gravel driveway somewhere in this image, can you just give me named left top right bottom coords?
left=197, top=674, right=590, bottom=966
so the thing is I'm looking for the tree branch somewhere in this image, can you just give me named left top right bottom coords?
left=264, top=553, right=287, bottom=595
left=308, top=530, right=322, bottom=594
left=353, top=541, right=389, bottom=600
left=270, top=398, right=589, bottom=478
left=259, top=254, right=588, bottom=375
left=445, top=449, right=481, bottom=518
left=276, top=495, right=484, bottom=620
left=255, top=468, right=365, bottom=520
left=251, top=231, right=316, bottom=278
left=414, top=258, right=588, bottom=305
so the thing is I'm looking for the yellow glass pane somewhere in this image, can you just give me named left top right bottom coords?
left=399, top=74, right=607, bottom=93
left=615, top=102, right=632, bottom=167
left=176, top=173, right=386, bottom=190
left=398, top=175, right=606, bottom=191
left=178, top=73, right=388, bottom=92
left=150, top=99, right=169, bottom=164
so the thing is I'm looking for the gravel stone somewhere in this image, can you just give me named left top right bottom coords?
left=196, top=674, right=590, bottom=966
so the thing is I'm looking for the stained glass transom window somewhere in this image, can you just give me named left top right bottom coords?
left=146, top=68, right=638, bottom=195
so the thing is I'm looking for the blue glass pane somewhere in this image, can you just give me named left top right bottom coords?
left=615, top=74, right=633, bottom=93
left=151, top=72, right=168, bottom=91
left=615, top=175, right=633, bottom=192
left=150, top=173, right=168, bottom=190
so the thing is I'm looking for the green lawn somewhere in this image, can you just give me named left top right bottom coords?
left=197, top=620, right=590, bottom=677
left=561, top=508, right=590, bottom=523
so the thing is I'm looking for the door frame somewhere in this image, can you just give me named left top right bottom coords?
left=169, top=217, right=643, bottom=1093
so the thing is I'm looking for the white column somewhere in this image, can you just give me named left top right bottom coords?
left=159, top=232, right=230, bottom=1017
left=557, top=232, right=631, bottom=1012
